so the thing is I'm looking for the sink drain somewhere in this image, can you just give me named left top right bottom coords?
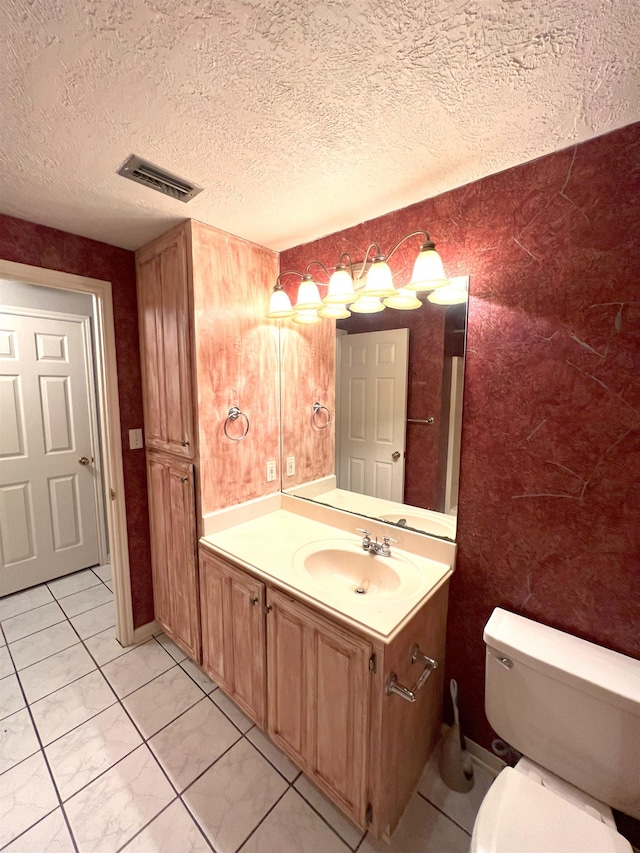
left=355, top=587, right=367, bottom=595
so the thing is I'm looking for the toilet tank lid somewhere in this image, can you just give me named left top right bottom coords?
left=484, top=609, right=640, bottom=715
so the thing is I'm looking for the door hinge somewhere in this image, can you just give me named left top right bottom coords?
left=369, top=654, right=377, bottom=674
left=110, top=488, right=116, bottom=501
left=366, top=803, right=373, bottom=825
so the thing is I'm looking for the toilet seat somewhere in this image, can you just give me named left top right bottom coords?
left=470, top=768, right=632, bottom=853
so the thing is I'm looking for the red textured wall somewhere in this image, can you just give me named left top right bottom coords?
left=0, top=214, right=154, bottom=628
left=281, top=122, right=640, bottom=751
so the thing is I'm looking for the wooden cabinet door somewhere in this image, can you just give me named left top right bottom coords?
left=267, top=589, right=372, bottom=826
left=146, top=454, right=200, bottom=660
left=199, top=551, right=267, bottom=727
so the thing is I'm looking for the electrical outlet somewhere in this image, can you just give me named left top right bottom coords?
left=129, top=428, right=144, bottom=450
left=286, top=456, right=295, bottom=477
left=266, top=460, right=276, bottom=482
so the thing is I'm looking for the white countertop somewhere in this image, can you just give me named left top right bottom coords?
left=200, top=506, right=453, bottom=643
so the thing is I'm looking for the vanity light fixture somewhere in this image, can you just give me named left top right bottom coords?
left=427, top=275, right=469, bottom=305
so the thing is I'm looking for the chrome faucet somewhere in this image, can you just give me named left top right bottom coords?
left=356, top=529, right=398, bottom=557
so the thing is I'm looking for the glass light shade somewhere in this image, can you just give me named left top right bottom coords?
left=361, top=258, right=396, bottom=298
left=294, top=277, right=323, bottom=310
left=318, top=304, right=351, bottom=319
left=383, top=288, right=422, bottom=310
left=427, top=279, right=468, bottom=305
left=266, top=286, right=295, bottom=319
left=323, top=267, right=357, bottom=304
left=350, top=296, right=385, bottom=314
left=293, top=309, right=322, bottom=325
left=406, top=247, right=450, bottom=291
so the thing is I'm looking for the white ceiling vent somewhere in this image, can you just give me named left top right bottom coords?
left=117, top=155, right=203, bottom=202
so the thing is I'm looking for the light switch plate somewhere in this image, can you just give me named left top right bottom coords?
left=266, top=460, right=276, bottom=482
left=129, top=428, right=144, bottom=450
left=286, top=456, right=295, bottom=476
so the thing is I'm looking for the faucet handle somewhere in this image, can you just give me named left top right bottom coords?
left=356, top=528, right=372, bottom=551
left=356, top=528, right=371, bottom=537
left=382, top=536, right=398, bottom=544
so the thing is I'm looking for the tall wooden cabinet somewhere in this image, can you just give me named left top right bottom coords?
left=136, top=220, right=279, bottom=657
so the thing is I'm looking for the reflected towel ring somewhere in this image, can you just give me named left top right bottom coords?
left=224, top=406, right=250, bottom=441
left=312, top=402, right=331, bottom=430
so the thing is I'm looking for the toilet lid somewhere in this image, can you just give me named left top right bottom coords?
left=471, top=768, right=632, bottom=853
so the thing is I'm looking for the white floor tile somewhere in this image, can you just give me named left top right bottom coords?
left=45, top=703, right=142, bottom=800
left=179, top=658, right=217, bottom=693
left=30, top=669, right=116, bottom=745
left=123, top=665, right=204, bottom=738
left=70, top=601, right=115, bottom=639
left=155, top=633, right=187, bottom=662
left=240, top=788, right=350, bottom=853
left=2, top=807, right=75, bottom=853
left=149, top=697, right=240, bottom=792
left=101, top=640, right=174, bottom=698
left=418, top=749, right=495, bottom=833
left=2, top=602, right=65, bottom=643
left=10, top=621, right=78, bottom=671
left=121, top=799, right=210, bottom=853
left=0, top=673, right=25, bottom=720
left=64, top=745, right=174, bottom=853
left=295, top=774, right=365, bottom=849
left=211, top=689, right=254, bottom=733
left=0, top=643, right=15, bottom=678
left=92, top=564, right=112, bottom=583
left=183, top=738, right=288, bottom=853
left=0, top=708, right=40, bottom=773
left=47, top=569, right=101, bottom=600
left=247, top=727, right=300, bottom=782
left=0, top=751, right=59, bottom=848
left=83, top=627, right=129, bottom=666
left=18, top=643, right=95, bottom=703
left=0, top=586, right=54, bottom=622
left=359, top=793, right=471, bottom=853
left=57, top=584, right=113, bottom=618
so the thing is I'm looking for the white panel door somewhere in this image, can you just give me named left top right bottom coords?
left=337, top=329, right=409, bottom=502
left=0, top=310, right=100, bottom=594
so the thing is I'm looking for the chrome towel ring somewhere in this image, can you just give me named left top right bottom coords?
left=224, top=406, right=250, bottom=441
left=312, top=402, right=331, bottom=430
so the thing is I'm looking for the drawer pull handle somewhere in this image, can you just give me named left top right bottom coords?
left=386, top=644, right=438, bottom=703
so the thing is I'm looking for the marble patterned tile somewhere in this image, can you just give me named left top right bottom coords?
left=30, top=670, right=116, bottom=745
left=123, top=665, right=204, bottom=738
left=64, top=745, right=174, bottom=853
left=417, top=750, right=496, bottom=833
left=45, top=703, right=142, bottom=800
left=0, top=708, right=40, bottom=773
left=154, top=633, right=187, bottom=663
left=83, top=628, right=129, bottom=666
left=183, top=738, right=288, bottom=853
left=0, top=586, right=54, bottom=621
left=47, top=569, right=101, bottom=600
left=2, top=602, right=65, bottom=643
left=0, top=642, right=14, bottom=678
left=101, top=640, right=174, bottom=699
left=179, top=658, right=217, bottom=693
left=211, top=689, right=253, bottom=733
left=247, top=726, right=300, bottom=782
left=0, top=751, right=59, bottom=847
left=92, top=564, right=112, bottom=583
left=70, top=601, right=115, bottom=639
left=10, top=621, right=78, bottom=671
left=294, top=775, right=365, bottom=849
left=0, top=673, right=25, bottom=720
left=3, top=808, right=75, bottom=853
left=121, top=799, right=210, bottom=853
left=359, top=794, right=471, bottom=853
left=240, top=788, right=350, bottom=853
left=18, top=643, right=95, bottom=703
left=57, top=584, right=113, bottom=618
left=149, top=697, right=240, bottom=792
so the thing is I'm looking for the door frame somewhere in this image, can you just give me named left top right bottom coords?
left=0, top=260, right=135, bottom=645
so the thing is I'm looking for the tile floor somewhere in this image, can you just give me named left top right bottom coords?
left=1, top=566, right=496, bottom=853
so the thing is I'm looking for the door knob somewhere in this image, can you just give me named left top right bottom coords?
left=78, top=456, right=90, bottom=465
left=392, top=451, right=401, bottom=460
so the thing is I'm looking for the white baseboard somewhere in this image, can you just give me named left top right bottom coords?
left=131, top=620, right=160, bottom=645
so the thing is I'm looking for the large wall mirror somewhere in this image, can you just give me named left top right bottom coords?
left=280, top=280, right=468, bottom=542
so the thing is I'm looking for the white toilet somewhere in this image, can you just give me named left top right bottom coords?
left=470, top=607, right=640, bottom=853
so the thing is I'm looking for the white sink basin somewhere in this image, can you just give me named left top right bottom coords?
left=293, top=539, right=424, bottom=601
left=380, top=513, right=455, bottom=539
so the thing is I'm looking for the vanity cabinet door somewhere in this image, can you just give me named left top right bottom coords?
left=199, top=551, right=267, bottom=727
left=266, top=589, right=372, bottom=827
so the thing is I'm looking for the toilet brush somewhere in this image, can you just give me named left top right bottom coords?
left=439, top=678, right=475, bottom=792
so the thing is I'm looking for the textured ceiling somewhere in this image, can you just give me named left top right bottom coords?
left=1, top=0, right=639, bottom=252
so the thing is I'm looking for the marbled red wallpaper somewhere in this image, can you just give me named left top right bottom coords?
left=281, top=122, right=640, bottom=751
left=0, top=214, right=154, bottom=628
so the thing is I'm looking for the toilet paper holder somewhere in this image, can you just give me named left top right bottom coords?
left=386, top=644, right=438, bottom=702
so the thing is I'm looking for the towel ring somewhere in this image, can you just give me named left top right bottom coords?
left=312, top=402, right=331, bottom=430
left=224, top=406, right=250, bottom=441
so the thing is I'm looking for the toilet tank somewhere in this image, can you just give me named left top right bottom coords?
left=484, top=608, right=640, bottom=820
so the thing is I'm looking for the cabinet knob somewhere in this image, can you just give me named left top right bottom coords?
left=180, top=476, right=189, bottom=483
left=249, top=596, right=258, bottom=606
left=182, top=440, right=189, bottom=447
